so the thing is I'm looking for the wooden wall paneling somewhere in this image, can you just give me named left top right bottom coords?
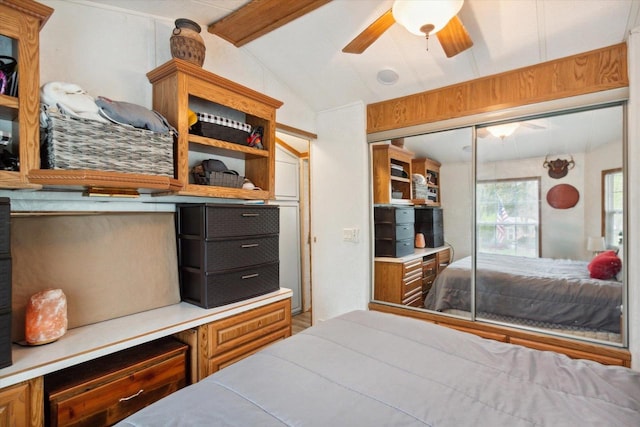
left=367, top=43, right=628, bottom=134
left=369, top=302, right=631, bottom=367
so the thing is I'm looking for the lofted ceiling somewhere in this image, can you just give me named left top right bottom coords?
left=85, top=0, right=638, bottom=161
left=87, top=0, right=639, bottom=115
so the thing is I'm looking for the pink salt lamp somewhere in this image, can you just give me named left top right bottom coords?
left=25, top=288, right=68, bottom=345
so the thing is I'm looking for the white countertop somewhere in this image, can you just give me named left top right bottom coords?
left=0, top=288, right=292, bottom=388
left=374, top=245, right=450, bottom=263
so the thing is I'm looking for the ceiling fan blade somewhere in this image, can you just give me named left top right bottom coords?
left=208, top=0, right=332, bottom=47
left=436, top=15, right=473, bottom=58
left=342, top=9, right=395, bottom=54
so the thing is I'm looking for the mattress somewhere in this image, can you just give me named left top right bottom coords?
left=117, top=310, right=640, bottom=426
left=424, top=254, right=623, bottom=333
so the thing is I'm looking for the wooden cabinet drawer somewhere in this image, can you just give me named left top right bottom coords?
left=203, top=299, right=291, bottom=357
left=422, top=256, right=437, bottom=277
left=46, top=337, right=187, bottom=427
left=403, top=275, right=422, bottom=297
left=206, top=327, right=290, bottom=373
left=0, top=377, right=43, bottom=427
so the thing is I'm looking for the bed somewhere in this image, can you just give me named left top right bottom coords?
left=117, top=310, right=640, bottom=426
left=424, top=254, right=623, bottom=337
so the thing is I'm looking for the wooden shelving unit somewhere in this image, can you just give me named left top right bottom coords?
left=371, top=144, right=413, bottom=204
left=147, top=59, right=283, bottom=200
left=0, top=0, right=53, bottom=190
left=412, top=157, right=441, bottom=206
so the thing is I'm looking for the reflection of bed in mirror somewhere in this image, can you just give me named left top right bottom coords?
left=424, top=254, right=623, bottom=342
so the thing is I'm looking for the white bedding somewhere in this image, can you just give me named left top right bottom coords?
left=118, top=310, right=640, bottom=426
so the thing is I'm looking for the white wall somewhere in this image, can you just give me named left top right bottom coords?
left=440, top=162, right=473, bottom=260
left=39, top=0, right=316, bottom=133
left=311, top=102, right=370, bottom=323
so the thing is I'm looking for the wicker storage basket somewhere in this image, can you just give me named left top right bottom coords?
left=209, top=171, right=243, bottom=188
left=41, top=108, right=174, bottom=177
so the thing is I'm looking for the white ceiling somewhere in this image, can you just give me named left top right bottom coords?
left=88, top=0, right=640, bottom=114
left=86, top=0, right=635, bottom=160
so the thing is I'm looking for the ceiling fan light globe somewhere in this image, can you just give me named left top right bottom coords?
left=487, top=122, right=519, bottom=139
left=392, top=0, right=464, bottom=35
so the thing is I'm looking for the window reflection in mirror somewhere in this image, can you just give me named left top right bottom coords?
left=473, top=105, right=624, bottom=345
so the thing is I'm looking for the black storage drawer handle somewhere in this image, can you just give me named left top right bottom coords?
left=241, top=243, right=259, bottom=248
left=241, top=213, right=260, bottom=217
left=242, top=273, right=259, bottom=280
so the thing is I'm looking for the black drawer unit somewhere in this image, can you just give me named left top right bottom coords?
left=415, top=206, right=444, bottom=248
left=374, top=206, right=415, bottom=258
left=0, top=197, right=10, bottom=369
left=176, top=204, right=280, bottom=308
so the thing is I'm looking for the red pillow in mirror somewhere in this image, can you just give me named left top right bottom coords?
left=588, top=250, right=621, bottom=280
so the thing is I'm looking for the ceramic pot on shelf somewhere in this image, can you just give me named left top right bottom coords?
left=170, top=18, right=206, bottom=67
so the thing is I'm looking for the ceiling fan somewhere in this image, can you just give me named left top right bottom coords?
left=342, top=0, right=473, bottom=57
left=207, top=0, right=472, bottom=58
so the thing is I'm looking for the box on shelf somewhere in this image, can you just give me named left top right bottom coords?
left=191, top=112, right=251, bottom=146
left=41, top=108, right=174, bottom=177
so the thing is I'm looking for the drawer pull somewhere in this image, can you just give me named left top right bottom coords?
left=241, top=213, right=260, bottom=217
left=119, top=389, right=144, bottom=402
left=242, top=273, right=259, bottom=280
left=241, top=244, right=259, bottom=248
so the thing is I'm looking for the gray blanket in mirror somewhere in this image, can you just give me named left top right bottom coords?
left=424, top=254, right=623, bottom=332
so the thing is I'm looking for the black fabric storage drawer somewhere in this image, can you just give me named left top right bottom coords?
left=415, top=207, right=444, bottom=248
left=180, top=262, right=280, bottom=308
left=0, top=310, right=11, bottom=369
left=425, top=232, right=444, bottom=248
left=374, top=206, right=414, bottom=225
left=375, top=238, right=414, bottom=258
left=180, top=235, right=279, bottom=272
left=0, top=197, right=9, bottom=255
left=0, top=257, right=10, bottom=311
left=177, top=204, right=279, bottom=238
left=374, top=223, right=414, bottom=241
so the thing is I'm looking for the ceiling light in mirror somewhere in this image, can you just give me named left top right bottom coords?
left=487, top=122, right=519, bottom=140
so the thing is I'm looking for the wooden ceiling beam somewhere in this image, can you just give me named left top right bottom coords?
left=208, top=0, right=332, bottom=47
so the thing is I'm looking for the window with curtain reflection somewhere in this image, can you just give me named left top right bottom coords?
left=477, top=178, right=540, bottom=257
left=603, top=169, right=623, bottom=249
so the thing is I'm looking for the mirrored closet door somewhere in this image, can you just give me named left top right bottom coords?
left=474, top=104, right=625, bottom=345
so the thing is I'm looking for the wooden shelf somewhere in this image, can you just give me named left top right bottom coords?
left=0, top=94, right=19, bottom=120
left=178, top=183, right=270, bottom=199
left=188, top=134, right=269, bottom=158
left=26, top=170, right=182, bottom=194
left=148, top=59, right=282, bottom=201
left=372, top=144, right=414, bottom=204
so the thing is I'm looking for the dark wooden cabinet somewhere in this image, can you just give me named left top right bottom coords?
left=176, top=204, right=280, bottom=308
left=421, top=254, right=437, bottom=299
left=45, top=337, right=187, bottom=427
